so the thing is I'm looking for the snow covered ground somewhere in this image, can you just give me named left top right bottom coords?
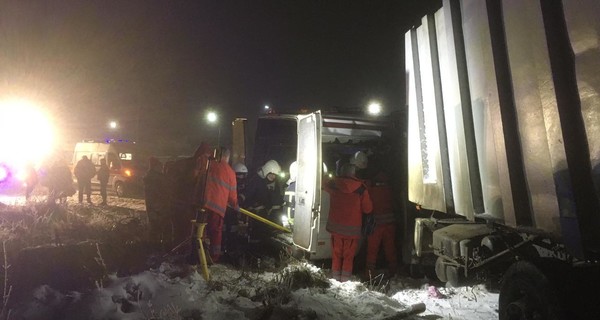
left=2, top=194, right=500, bottom=320
left=14, top=261, right=499, bottom=320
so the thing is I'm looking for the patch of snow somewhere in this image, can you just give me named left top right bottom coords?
left=8, top=195, right=501, bottom=320
left=14, top=260, right=500, bottom=320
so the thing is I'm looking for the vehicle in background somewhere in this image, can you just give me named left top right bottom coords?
left=72, top=140, right=146, bottom=197
left=405, top=0, right=600, bottom=318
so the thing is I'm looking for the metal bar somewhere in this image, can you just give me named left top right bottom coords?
left=236, top=207, right=292, bottom=233
left=448, top=0, right=484, bottom=213
left=472, top=236, right=536, bottom=270
left=485, top=0, right=533, bottom=226
left=427, top=13, right=455, bottom=214
left=539, top=0, right=600, bottom=260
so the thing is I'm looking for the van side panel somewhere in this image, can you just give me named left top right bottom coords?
left=293, top=113, right=321, bottom=251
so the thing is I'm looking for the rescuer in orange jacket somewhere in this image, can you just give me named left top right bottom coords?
left=201, top=147, right=239, bottom=263
left=325, top=163, right=373, bottom=282
left=365, top=170, right=398, bottom=279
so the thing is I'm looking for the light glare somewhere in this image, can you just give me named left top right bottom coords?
left=0, top=166, right=8, bottom=182
left=281, top=215, right=289, bottom=227
left=207, top=111, right=217, bottom=123
left=368, top=102, right=382, bottom=115
left=0, top=99, right=54, bottom=167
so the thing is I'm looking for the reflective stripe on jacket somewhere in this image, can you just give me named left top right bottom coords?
left=325, top=177, right=373, bottom=239
left=203, top=161, right=238, bottom=217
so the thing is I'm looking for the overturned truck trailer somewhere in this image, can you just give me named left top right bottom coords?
left=405, top=0, right=600, bottom=318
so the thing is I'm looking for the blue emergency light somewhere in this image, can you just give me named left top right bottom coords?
left=0, top=164, right=9, bottom=183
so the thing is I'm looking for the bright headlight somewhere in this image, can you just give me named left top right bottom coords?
left=0, top=99, right=55, bottom=167
left=15, top=168, right=27, bottom=181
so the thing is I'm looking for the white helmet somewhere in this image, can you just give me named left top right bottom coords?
left=259, top=160, right=281, bottom=178
left=350, top=151, right=368, bottom=169
left=233, top=162, right=248, bottom=173
left=288, top=161, right=298, bottom=184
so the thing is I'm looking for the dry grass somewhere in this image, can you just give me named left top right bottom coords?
left=252, top=261, right=330, bottom=308
left=0, top=198, right=148, bottom=315
left=0, top=241, right=12, bottom=320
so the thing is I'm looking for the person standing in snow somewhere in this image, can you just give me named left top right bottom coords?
left=97, top=158, right=110, bottom=206
left=46, top=159, right=75, bottom=205
left=365, top=169, right=398, bottom=279
left=242, top=160, right=284, bottom=213
left=144, top=157, right=171, bottom=244
left=166, top=143, right=212, bottom=247
left=199, top=147, right=239, bottom=262
left=222, top=162, right=248, bottom=255
left=74, top=155, right=96, bottom=204
left=325, top=163, right=373, bottom=282
left=241, top=159, right=285, bottom=242
left=350, top=150, right=369, bottom=179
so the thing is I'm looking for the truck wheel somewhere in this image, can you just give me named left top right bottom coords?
left=115, top=182, right=126, bottom=198
left=499, top=261, right=565, bottom=320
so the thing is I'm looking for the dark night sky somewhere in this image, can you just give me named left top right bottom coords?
left=0, top=0, right=438, bottom=154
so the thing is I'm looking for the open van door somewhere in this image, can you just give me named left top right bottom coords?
left=293, top=111, right=322, bottom=251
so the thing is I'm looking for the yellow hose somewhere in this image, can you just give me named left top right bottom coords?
left=236, top=207, right=292, bottom=233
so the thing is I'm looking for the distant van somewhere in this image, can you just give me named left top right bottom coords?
left=71, top=141, right=146, bottom=197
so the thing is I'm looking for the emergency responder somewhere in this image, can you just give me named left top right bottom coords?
left=144, top=157, right=171, bottom=244
left=74, top=155, right=96, bottom=204
left=242, top=159, right=284, bottom=241
left=242, top=159, right=284, bottom=215
left=365, top=169, right=398, bottom=279
left=350, top=151, right=369, bottom=179
left=97, top=158, right=110, bottom=206
left=325, top=163, right=373, bottom=282
left=223, top=162, right=248, bottom=255
left=201, top=147, right=238, bottom=262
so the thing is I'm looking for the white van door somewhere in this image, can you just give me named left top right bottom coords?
left=293, top=111, right=322, bottom=251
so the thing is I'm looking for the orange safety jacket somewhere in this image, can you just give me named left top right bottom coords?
left=367, top=174, right=395, bottom=225
left=325, top=176, right=373, bottom=239
left=203, top=161, right=239, bottom=217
